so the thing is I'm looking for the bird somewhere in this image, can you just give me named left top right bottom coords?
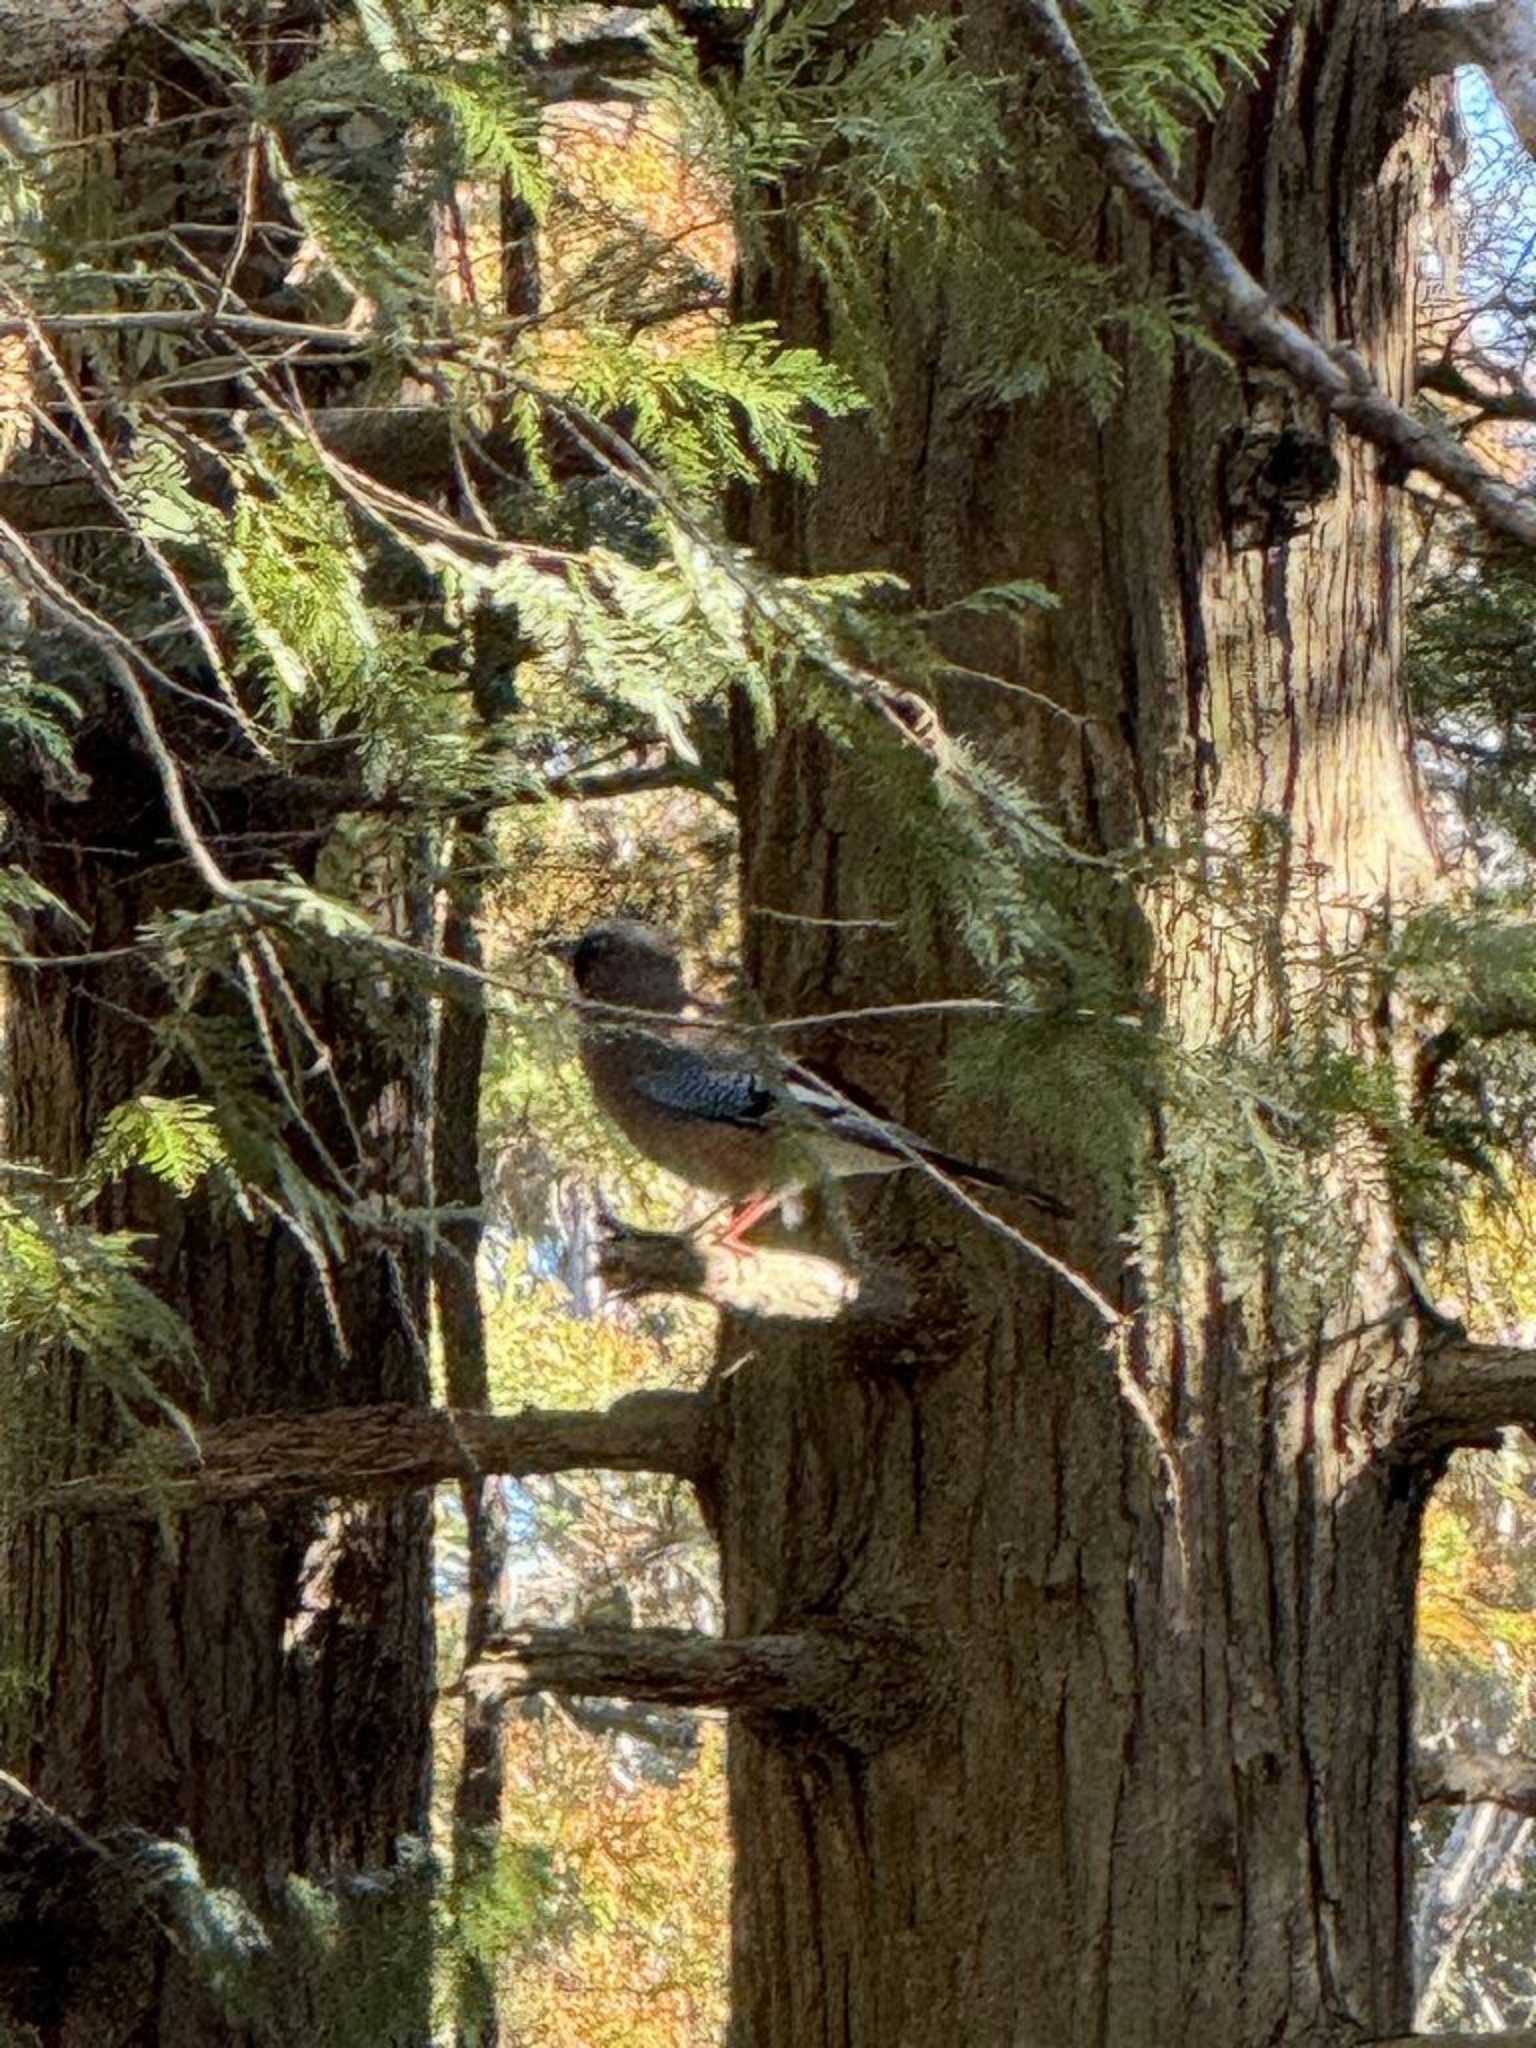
left=550, top=918, right=1070, bottom=1247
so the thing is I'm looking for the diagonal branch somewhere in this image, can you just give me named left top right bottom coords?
left=1023, top=0, right=1536, bottom=553
left=1419, top=1748, right=1536, bottom=1816
left=39, top=1390, right=709, bottom=1514
left=471, top=1619, right=942, bottom=1753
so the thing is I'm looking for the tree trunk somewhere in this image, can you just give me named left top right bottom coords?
left=0, top=28, right=436, bottom=2046
left=722, top=5, right=1458, bottom=2043
left=0, top=817, right=436, bottom=2048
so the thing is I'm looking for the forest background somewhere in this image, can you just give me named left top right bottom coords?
left=7, top=0, right=1536, bottom=2045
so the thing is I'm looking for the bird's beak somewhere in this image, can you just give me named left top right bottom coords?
left=542, top=935, right=578, bottom=965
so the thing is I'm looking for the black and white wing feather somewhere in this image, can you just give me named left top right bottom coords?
left=629, top=1046, right=781, bottom=1129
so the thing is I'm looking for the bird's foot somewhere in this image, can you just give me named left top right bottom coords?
left=705, top=1189, right=783, bottom=1254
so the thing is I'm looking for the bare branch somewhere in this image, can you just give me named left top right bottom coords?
left=472, top=1619, right=941, bottom=1752
left=539, top=755, right=730, bottom=805
left=1023, top=0, right=1536, bottom=553
left=1419, top=1748, right=1536, bottom=1816
left=39, top=1391, right=709, bottom=1514
left=1403, top=1339, right=1536, bottom=1450
left=596, top=1216, right=918, bottom=1323
left=0, top=309, right=392, bottom=349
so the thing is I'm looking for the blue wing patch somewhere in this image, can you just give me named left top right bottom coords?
left=630, top=1049, right=778, bottom=1129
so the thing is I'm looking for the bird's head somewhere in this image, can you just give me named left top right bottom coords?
left=551, top=920, right=692, bottom=1013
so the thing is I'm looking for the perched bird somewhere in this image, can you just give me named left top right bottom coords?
left=551, top=918, right=1070, bottom=1246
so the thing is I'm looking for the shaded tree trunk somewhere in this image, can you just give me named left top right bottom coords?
left=0, top=24, right=436, bottom=2047
left=721, top=4, right=1463, bottom=2044
left=0, top=806, right=436, bottom=2048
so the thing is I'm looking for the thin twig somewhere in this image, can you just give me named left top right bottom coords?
left=4, top=289, right=271, bottom=756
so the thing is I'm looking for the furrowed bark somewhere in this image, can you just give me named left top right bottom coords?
left=38, top=1392, right=710, bottom=1513
left=722, top=0, right=1454, bottom=2038
left=1, top=23, right=437, bottom=2046
left=433, top=840, right=507, bottom=2048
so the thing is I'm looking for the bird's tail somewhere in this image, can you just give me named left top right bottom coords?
left=918, top=1146, right=1073, bottom=1220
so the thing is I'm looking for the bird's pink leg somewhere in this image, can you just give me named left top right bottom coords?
left=712, top=1188, right=782, bottom=1250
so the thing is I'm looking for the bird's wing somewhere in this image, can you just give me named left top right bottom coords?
left=629, top=1051, right=781, bottom=1130
left=628, top=1050, right=1070, bottom=1212
left=781, top=1078, right=905, bottom=1155
left=629, top=1053, right=887, bottom=1144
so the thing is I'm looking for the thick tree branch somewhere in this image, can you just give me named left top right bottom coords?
left=596, top=1216, right=918, bottom=1322
left=39, top=1391, right=709, bottom=1514
left=472, top=1620, right=940, bottom=1752
left=1402, top=1339, right=1536, bottom=1450
left=1419, top=1748, right=1536, bottom=1816
left=1024, top=0, right=1536, bottom=553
